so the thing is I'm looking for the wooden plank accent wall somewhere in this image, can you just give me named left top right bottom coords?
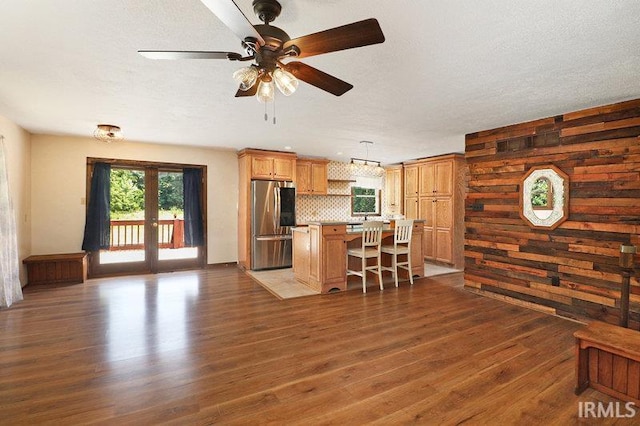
left=464, top=99, right=640, bottom=326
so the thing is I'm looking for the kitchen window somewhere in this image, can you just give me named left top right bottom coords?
left=351, top=186, right=381, bottom=216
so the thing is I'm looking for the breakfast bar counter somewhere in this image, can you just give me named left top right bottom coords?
left=292, top=220, right=424, bottom=293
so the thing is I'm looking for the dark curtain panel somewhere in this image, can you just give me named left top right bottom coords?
left=183, top=168, right=204, bottom=247
left=81, top=162, right=111, bottom=251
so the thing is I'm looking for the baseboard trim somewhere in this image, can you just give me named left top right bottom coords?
left=206, top=262, right=239, bottom=269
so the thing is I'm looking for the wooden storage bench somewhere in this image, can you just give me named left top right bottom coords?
left=23, top=252, right=88, bottom=286
left=574, top=321, right=640, bottom=404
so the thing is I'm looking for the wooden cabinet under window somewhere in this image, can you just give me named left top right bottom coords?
left=296, top=158, right=329, bottom=195
left=237, top=148, right=298, bottom=270
left=384, top=166, right=403, bottom=215
left=23, top=253, right=88, bottom=286
left=403, top=154, right=465, bottom=269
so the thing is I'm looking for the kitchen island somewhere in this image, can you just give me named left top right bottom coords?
left=292, top=221, right=424, bottom=293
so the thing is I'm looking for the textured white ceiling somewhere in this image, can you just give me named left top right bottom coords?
left=1, top=0, right=639, bottom=164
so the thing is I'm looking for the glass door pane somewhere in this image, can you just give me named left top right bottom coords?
left=157, top=171, right=198, bottom=262
left=99, top=167, right=147, bottom=266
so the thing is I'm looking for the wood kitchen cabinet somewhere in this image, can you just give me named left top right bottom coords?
left=292, top=227, right=310, bottom=283
left=306, top=223, right=347, bottom=293
left=293, top=221, right=425, bottom=293
left=403, top=154, right=465, bottom=269
left=419, top=161, right=453, bottom=196
left=404, top=164, right=419, bottom=198
left=384, top=165, right=403, bottom=215
left=296, top=158, right=329, bottom=194
left=421, top=197, right=453, bottom=263
left=237, top=148, right=298, bottom=270
left=246, top=150, right=296, bottom=181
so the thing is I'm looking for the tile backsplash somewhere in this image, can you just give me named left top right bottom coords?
left=296, top=161, right=395, bottom=223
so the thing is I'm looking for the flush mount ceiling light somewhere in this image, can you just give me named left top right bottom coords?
left=138, top=0, right=385, bottom=104
left=350, top=141, right=384, bottom=175
left=94, top=124, right=123, bottom=142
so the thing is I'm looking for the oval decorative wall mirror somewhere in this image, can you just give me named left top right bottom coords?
left=520, top=165, right=569, bottom=230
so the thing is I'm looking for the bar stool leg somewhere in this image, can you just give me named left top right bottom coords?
left=362, top=256, right=366, bottom=293
left=378, top=251, right=384, bottom=290
left=394, top=252, right=399, bottom=287
left=408, top=253, right=414, bottom=285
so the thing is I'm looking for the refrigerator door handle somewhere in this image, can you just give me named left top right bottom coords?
left=274, top=186, right=281, bottom=231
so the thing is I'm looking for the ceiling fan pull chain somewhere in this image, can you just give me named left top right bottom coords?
left=264, top=102, right=268, bottom=122
left=273, top=97, right=276, bottom=125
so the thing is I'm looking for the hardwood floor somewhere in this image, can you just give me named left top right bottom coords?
left=0, top=267, right=630, bottom=424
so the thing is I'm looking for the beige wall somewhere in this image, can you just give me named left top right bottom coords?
left=30, top=134, right=238, bottom=265
left=0, top=115, right=32, bottom=285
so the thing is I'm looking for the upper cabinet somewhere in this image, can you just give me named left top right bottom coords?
left=418, top=161, right=453, bottom=196
left=296, top=159, right=329, bottom=195
left=404, top=165, right=419, bottom=198
left=240, top=149, right=296, bottom=181
left=384, top=166, right=403, bottom=215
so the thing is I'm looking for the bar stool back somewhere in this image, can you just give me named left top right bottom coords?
left=346, top=221, right=384, bottom=293
left=381, top=219, right=414, bottom=287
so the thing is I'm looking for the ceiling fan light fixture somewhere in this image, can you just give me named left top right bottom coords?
left=233, top=66, right=259, bottom=91
left=139, top=1, right=386, bottom=114
left=273, top=67, right=298, bottom=96
left=256, top=78, right=275, bottom=103
left=94, top=124, right=123, bottom=142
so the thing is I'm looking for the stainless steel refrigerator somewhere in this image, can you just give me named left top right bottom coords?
left=251, top=180, right=296, bottom=270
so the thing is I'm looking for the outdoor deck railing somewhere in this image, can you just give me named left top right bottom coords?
left=109, top=219, right=184, bottom=250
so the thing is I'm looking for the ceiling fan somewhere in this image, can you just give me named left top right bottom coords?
left=138, top=0, right=385, bottom=103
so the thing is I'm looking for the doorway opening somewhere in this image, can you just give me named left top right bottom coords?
left=85, top=159, right=206, bottom=277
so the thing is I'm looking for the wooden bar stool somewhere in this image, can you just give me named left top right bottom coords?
left=381, top=219, right=414, bottom=287
left=346, top=221, right=384, bottom=293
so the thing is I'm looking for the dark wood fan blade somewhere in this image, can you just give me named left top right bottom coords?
left=235, top=82, right=259, bottom=97
left=283, top=18, right=384, bottom=59
left=138, top=50, right=240, bottom=60
left=199, top=0, right=265, bottom=46
left=285, top=62, right=353, bottom=96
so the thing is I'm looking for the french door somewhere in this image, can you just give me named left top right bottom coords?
left=86, top=159, right=206, bottom=277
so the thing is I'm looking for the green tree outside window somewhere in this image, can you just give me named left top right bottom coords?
left=530, top=177, right=553, bottom=208
left=351, top=187, right=380, bottom=216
